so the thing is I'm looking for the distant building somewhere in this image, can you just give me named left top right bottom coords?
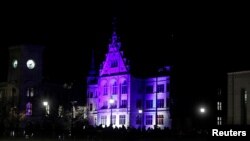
left=86, top=30, right=171, bottom=129
left=0, top=45, right=79, bottom=125
left=227, top=71, right=250, bottom=125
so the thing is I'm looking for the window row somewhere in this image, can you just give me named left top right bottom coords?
left=139, top=115, right=164, bottom=125
left=103, top=81, right=128, bottom=95
left=100, top=115, right=126, bottom=125
left=146, top=83, right=170, bottom=93
left=100, top=100, right=128, bottom=109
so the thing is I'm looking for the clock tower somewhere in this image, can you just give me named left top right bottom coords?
left=8, top=45, right=44, bottom=116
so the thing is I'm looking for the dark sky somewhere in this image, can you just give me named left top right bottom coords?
left=0, top=2, right=249, bottom=119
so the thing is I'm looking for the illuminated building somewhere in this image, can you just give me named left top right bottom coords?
left=87, top=30, right=171, bottom=129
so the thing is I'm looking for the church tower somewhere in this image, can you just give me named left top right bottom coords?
left=8, top=45, right=44, bottom=116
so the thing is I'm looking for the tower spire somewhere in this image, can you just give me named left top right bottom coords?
left=88, top=48, right=96, bottom=75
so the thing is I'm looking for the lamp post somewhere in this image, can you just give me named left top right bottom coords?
left=138, top=109, right=143, bottom=132
left=70, top=101, right=77, bottom=137
left=43, top=101, right=49, bottom=116
left=109, top=98, right=114, bottom=126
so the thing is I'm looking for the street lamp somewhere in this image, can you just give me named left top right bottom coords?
left=109, top=98, right=114, bottom=126
left=43, top=101, right=49, bottom=116
left=138, top=110, right=143, bottom=131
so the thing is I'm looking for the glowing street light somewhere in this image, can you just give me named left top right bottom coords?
left=138, top=109, right=143, bottom=131
left=200, top=107, right=206, bottom=114
left=43, top=101, right=48, bottom=106
left=43, top=101, right=49, bottom=116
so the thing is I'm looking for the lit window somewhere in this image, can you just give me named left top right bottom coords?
left=157, top=99, right=164, bottom=108
left=26, top=102, right=32, bottom=116
left=27, top=88, right=34, bottom=97
left=217, top=117, right=222, bottom=125
left=146, top=100, right=153, bottom=109
left=217, top=102, right=222, bottom=111
left=157, top=115, right=164, bottom=125
left=112, top=115, right=116, bottom=125
left=121, top=81, right=127, bottom=94
left=101, top=116, right=107, bottom=125
left=112, top=82, right=118, bottom=95
left=157, top=84, right=164, bottom=93
left=146, top=115, right=153, bottom=125
left=244, top=91, right=247, bottom=104
left=58, top=106, right=63, bottom=117
left=119, top=115, right=126, bottom=125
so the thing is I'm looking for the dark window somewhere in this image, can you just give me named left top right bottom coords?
left=241, top=88, right=247, bottom=125
left=167, top=98, right=170, bottom=108
left=157, top=99, right=164, bottom=108
left=120, top=100, right=127, bottom=108
left=146, top=85, right=153, bottom=94
left=146, top=100, right=153, bottom=109
left=90, top=103, right=93, bottom=111
left=146, top=115, right=153, bottom=125
left=121, top=81, right=127, bottom=94
left=157, top=84, right=164, bottom=93
left=119, top=115, right=126, bottom=125
left=103, top=84, right=108, bottom=95
left=112, top=82, right=118, bottom=95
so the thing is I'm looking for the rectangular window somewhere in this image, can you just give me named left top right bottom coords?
left=157, top=99, right=164, bottom=108
left=89, top=103, right=93, bottom=111
left=146, top=100, right=153, bottom=109
left=121, top=82, right=127, bottom=94
left=157, top=115, right=164, bottom=125
left=120, top=100, right=127, bottom=108
left=146, top=85, right=153, bottom=94
left=217, top=117, right=222, bottom=125
left=112, top=115, right=116, bottom=125
left=101, top=116, right=107, bottom=125
left=112, top=85, right=118, bottom=95
left=146, top=115, right=153, bottom=125
left=217, top=102, right=222, bottom=111
left=157, top=84, right=164, bottom=93
left=119, top=115, right=126, bottom=125
left=136, top=100, right=142, bottom=108
left=103, top=85, right=108, bottom=95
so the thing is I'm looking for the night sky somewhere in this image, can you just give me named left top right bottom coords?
left=0, top=2, right=249, bottom=120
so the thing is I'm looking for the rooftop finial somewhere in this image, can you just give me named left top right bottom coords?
left=112, top=17, right=117, bottom=33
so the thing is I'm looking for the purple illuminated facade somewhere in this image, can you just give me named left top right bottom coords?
left=87, top=31, right=171, bottom=129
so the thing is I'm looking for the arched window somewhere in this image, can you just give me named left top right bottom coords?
left=112, top=82, right=118, bottom=95
left=121, top=81, right=127, bottom=94
left=103, top=84, right=108, bottom=95
left=26, top=102, right=32, bottom=116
